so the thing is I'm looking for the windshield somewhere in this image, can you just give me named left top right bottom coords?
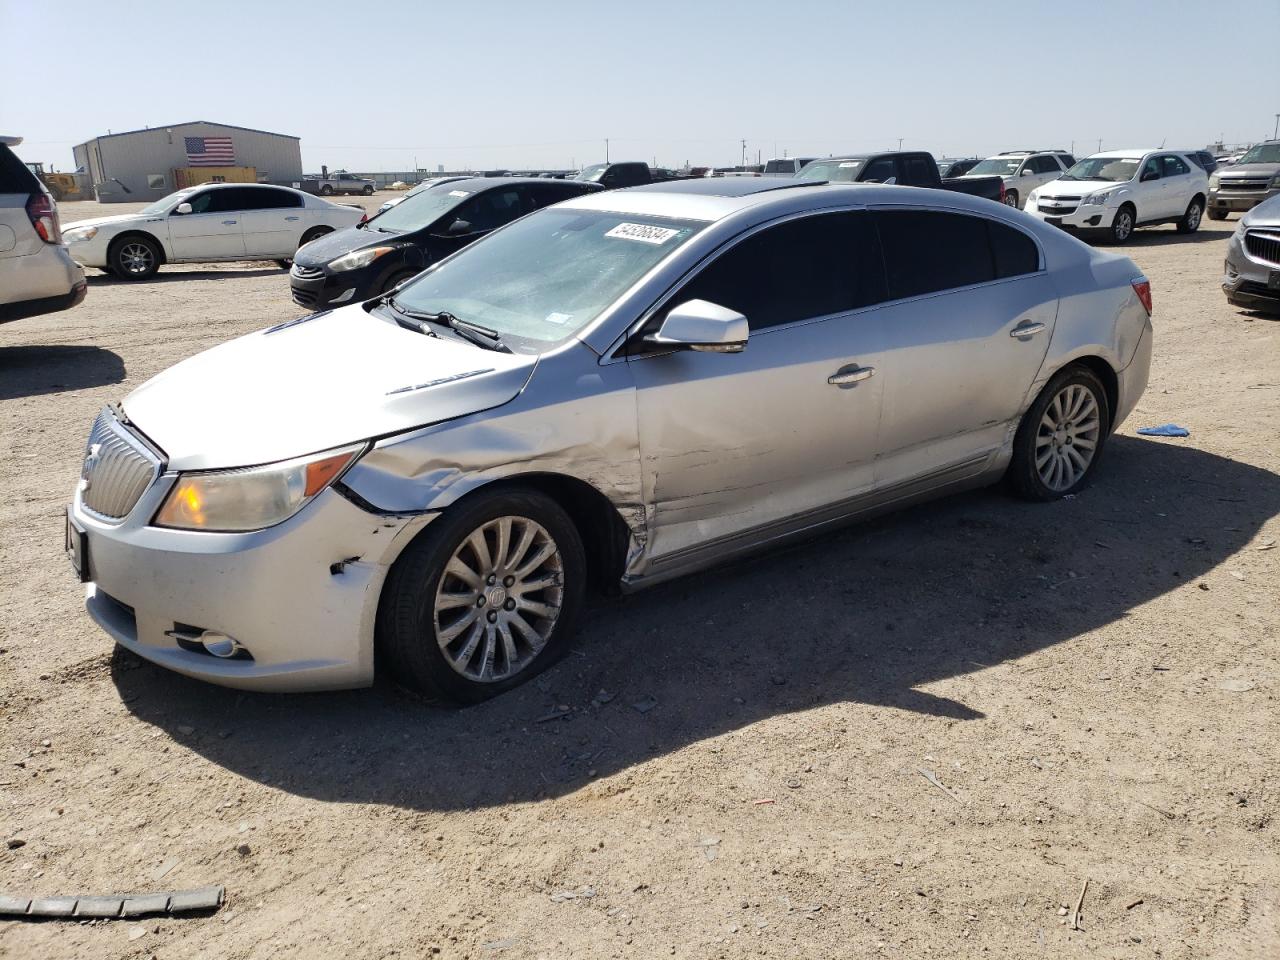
left=139, top=189, right=195, bottom=215
left=368, top=183, right=477, bottom=232
left=764, top=160, right=794, bottom=174
left=392, top=208, right=706, bottom=352
left=574, top=164, right=608, bottom=183
left=1236, top=143, right=1280, bottom=165
left=796, top=159, right=865, bottom=182
left=1061, top=157, right=1140, bottom=182
left=968, top=157, right=1023, bottom=176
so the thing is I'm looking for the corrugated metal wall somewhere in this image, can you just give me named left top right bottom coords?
left=73, top=123, right=303, bottom=203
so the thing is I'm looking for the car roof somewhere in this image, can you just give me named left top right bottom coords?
left=560, top=180, right=1025, bottom=224
left=1087, top=149, right=1167, bottom=159
left=0, top=135, right=22, bottom=146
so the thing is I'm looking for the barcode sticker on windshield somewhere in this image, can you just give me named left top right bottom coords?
left=448, top=190, right=471, bottom=197
left=544, top=312, right=573, bottom=325
left=839, top=162, right=861, bottom=168
left=605, top=223, right=680, bottom=245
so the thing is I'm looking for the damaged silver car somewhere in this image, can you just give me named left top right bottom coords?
left=68, top=179, right=1153, bottom=701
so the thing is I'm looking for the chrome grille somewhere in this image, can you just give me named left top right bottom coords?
left=291, top=263, right=325, bottom=280
left=79, top=408, right=162, bottom=521
left=1218, top=177, right=1271, bottom=192
left=1244, top=230, right=1280, bottom=267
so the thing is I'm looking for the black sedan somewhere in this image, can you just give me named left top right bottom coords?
left=289, top=177, right=599, bottom=310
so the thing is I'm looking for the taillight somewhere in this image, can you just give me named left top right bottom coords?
left=1131, top=278, right=1153, bottom=316
left=26, top=191, right=61, bottom=244
left=998, top=182, right=1006, bottom=202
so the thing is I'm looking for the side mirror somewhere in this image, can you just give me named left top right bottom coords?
left=646, top=299, right=748, bottom=354
left=174, top=202, right=192, bottom=215
left=1141, top=170, right=1159, bottom=182
left=446, top=219, right=472, bottom=236
left=1020, top=168, right=1033, bottom=177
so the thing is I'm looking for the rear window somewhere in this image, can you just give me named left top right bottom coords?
left=0, top=145, right=42, bottom=194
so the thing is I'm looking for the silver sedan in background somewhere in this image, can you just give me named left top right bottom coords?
left=1223, top=192, right=1280, bottom=313
left=67, top=179, right=1153, bottom=701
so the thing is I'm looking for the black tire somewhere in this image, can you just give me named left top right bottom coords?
left=1207, top=208, right=1227, bottom=222
left=1176, top=197, right=1204, bottom=234
left=274, top=259, right=291, bottom=270
left=1006, top=364, right=1112, bottom=502
left=1003, top=189, right=1019, bottom=209
left=380, top=268, right=420, bottom=294
left=319, top=184, right=334, bottom=196
left=108, top=234, right=161, bottom=280
left=48, top=185, right=64, bottom=202
left=298, top=226, right=331, bottom=249
left=376, top=487, right=586, bottom=703
left=362, top=185, right=374, bottom=196
left=1109, top=204, right=1135, bottom=244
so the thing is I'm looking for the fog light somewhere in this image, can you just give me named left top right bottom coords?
left=200, top=631, right=243, bottom=658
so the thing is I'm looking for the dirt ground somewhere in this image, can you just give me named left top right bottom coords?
left=1, top=194, right=1277, bottom=960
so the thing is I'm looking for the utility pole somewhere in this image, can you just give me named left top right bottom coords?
left=1274, top=113, right=1279, bottom=139
left=605, top=139, right=609, bottom=163
left=1097, top=138, right=1102, bottom=152
left=741, top=139, right=747, bottom=167
left=897, top=137, right=903, bottom=151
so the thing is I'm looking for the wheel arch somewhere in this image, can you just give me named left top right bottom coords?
left=1038, top=355, right=1118, bottom=433
left=107, top=229, right=168, bottom=266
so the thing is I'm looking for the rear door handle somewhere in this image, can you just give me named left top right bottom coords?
left=828, top=364, right=876, bottom=386
left=285, top=216, right=300, bottom=221
left=222, top=220, right=237, bottom=225
left=1010, top=321, right=1047, bottom=338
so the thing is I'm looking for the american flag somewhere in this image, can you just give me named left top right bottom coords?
left=184, top=136, right=235, bottom=167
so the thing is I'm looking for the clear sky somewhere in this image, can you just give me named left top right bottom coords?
left=3, top=0, right=1278, bottom=174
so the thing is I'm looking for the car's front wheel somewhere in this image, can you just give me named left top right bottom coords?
left=377, top=487, right=585, bottom=703
left=362, top=185, right=374, bottom=196
left=319, top=185, right=334, bottom=196
left=1003, top=189, right=1019, bottom=208
left=1109, top=205, right=1135, bottom=243
left=1177, top=198, right=1204, bottom=233
left=1207, top=208, right=1228, bottom=221
left=109, top=235, right=161, bottom=280
left=1007, top=365, right=1111, bottom=501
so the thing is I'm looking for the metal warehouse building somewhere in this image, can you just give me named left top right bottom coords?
left=72, top=121, right=303, bottom=203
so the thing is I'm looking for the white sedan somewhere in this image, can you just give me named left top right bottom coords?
left=62, top=183, right=365, bottom=280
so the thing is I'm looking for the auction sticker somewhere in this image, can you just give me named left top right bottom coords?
left=448, top=190, right=471, bottom=197
left=605, top=223, right=680, bottom=244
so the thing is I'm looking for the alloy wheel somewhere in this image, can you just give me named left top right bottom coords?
left=1004, top=192, right=1019, bottom=207
left=1113, top=210, right=1133, bottom=241
left=1035, top=383, right=1101, bottom=492
left=1186, top=202, right=1202, bottom=230
left=434, top=516, right=564, bottom=682
left=118, top=242, right=154, bottom=276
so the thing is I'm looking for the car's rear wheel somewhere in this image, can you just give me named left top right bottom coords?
left=109, top=235, right=161, bottom=280
left=1177, top=198, right=1204, bottom=234
left=298, top=226, right=331, bottom=249
left=274, top=259, right=291, bottom=270
left=377, top=487, right=585, bottom=703
left=1007, top=365, right=1111, bottom=502
left=1207, top=208, right=1228, bottom=221
left=1003, top=189, right=1020, bottom=208
left=320, top=185, right=334, bottom=196
left=362, top=185, right=374, bottom=196
left=1110, top=205, right=1135, bottom=244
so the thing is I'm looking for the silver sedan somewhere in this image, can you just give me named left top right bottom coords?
left=1223, top=192, right=1280, bottom=314
left=67, top=179, right=1154, bottom=701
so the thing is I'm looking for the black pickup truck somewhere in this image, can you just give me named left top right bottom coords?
left=573, top=162, right=685, bottom=189
left=796, top=152, right=1005, bottom=203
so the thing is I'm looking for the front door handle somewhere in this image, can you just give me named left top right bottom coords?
left=285, top=216, right=300, bottom=221
left=828, top=364, right=876, bottom=387
left=1010, top=321, right=1047, bottom=339
left=222, top=219, right=238, bottom=225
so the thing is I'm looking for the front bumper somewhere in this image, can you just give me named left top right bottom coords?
left=1209, top=186, right=1278, bottom=214
left=1223, top=232, right=1280, bottom=313
left=289, top=262, right=363, bottom=310
left=71, top=473, right=433, bottom=692
left=1026, top=201, right=1113, bottom=233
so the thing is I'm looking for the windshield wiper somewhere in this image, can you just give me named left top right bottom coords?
left=439, top=312, right=512, bottom=353
left=379, top=295, right=439, bottom=336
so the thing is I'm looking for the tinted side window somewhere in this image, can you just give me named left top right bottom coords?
left=0, top=145, right=42, bottom=194
left=875, top=210, right=995, bottom=299
left=1161, top=155, right=1191, bottom=177
left=673, top=212, right=885, bottom=331
left=988, top=221, right=1039, bottom=278
left=1031, top=156, right=1059, bottom=174
left=525, top=183, right=581, bottom=210
left=204, top=188, right=258, bottom=213
left=184, top=191, right=215, bottom=214
left=253, top=187, right=303, bottom=209
left=902, top=155, right=934, bottom=185
left=1058, top=154, right=1076, bottom=168
left=1141, top=158, right=1161, bottom=181
left=861, top=157, right=898, bottom=182
left=454, top=187, right=524, bottom=232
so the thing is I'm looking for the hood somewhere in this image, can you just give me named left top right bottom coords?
left=293, top=223, right=405, bottom=265
left=122, top=305, right=536, bottom=471
left=63, top=212, right=154, bottom=231
left=1219, top=162, right=1280, bottom=177
left=1036, top=178, right=1119, bottom=197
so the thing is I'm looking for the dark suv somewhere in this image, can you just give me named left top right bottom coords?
left=290, top=177, right=598, bottom=310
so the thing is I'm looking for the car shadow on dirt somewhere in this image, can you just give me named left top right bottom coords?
left=0, top=344, right=126, bottom=401
left=110, top=437, right=1280, bottom=810
left=85, top=267, right=285, bottom=285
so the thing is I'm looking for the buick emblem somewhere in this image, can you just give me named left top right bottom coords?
left=80, top=443, right=101, bottom=492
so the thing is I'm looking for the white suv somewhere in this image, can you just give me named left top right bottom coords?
left=1027, top=150, right=1209, bottom=244
left=0, top=136, right=86, bottom=324
left=958, top=150, right=1076, bottom=209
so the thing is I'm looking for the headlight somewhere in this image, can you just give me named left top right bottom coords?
left=63, top=226, right=98, bottom=242
left=1028, top=190, right=1039, bottom=204
left=1209, top=173, right=1221, bottom=188
left=328, top=246, right=395, bottom=272
left=1270, top=174, right=1280, bottom=188
left=153, top=444, right=364, bottom=532
left=1081, top=191, right=1117, bottom=206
